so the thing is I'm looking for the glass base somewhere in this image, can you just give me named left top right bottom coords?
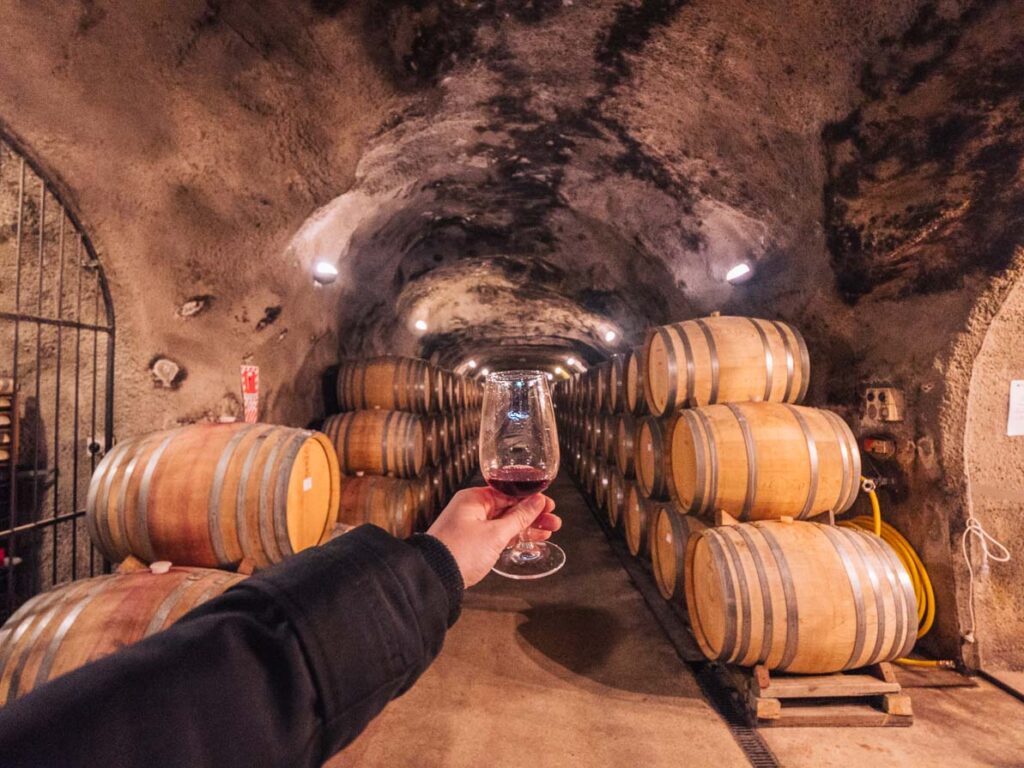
left=491, top=541, right=566, bottom=580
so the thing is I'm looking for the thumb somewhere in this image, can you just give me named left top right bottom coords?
left=490, top=495, right=547, bottom=543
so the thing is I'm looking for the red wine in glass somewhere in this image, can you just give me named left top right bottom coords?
left=485, top=465, right=552, bottom=498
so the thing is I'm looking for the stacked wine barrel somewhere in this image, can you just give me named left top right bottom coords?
left=323, top=356, right=480, bottom=539
left=557, top=315, right=917, bottom=674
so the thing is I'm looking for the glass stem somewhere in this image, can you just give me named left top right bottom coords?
left=515, top=533, right=536, bottom=553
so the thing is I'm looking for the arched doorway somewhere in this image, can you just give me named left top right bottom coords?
left=0, top=130, right=115, bottom=621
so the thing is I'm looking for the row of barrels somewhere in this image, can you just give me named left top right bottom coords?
left=326, top=355, right=481, bottom=537
left=564, top=419, right=917, bottom=675
left=334, top=356, right=481, bottom=415
left=85, top=414, right=480, bottom=571
left=554, top=315, right=809, bottom=418
left=319, top=408, right=480, bottom=479
left=335, top=439, right=478, bottom=539
left=560, top=401, right=860, bottom=523
left=558, top=316, right=917, bottom=675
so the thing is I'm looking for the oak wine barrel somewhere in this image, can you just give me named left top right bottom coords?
left=595, top=462, right=612, bottom=511
left=615, top=413, right=637, bottom=478
left=606, top=354, right=626, bottom=415
left=669, top=403, right=860, bottom=521
left=642, top=316, right=810, bottom=416
left=593, top=362, right=610, bottom=414
left=322, top=410, right=425, bottom=479
left=624, top=347, right=649, bottom=416
left=607, top=473, right=626, bottom=528
left=685, top=520, right=917, bottom=673
left=336, top=356, right=434, bottom=414
left=650, top=504, right=707, bottom=600
left=634, top=415, right=678, bottom=501
left=87, top=423, right=340, bottom=569
left=599, top=413, right=617, bottom=459
left=427, top=466, right=445, bottom=515
left=432, top=368, right=448, bottom=415
left=338, top=475, right=417, bottom=538
left=623, top=483, right=657, bottom=557
left=0, top=566, right=244, bottom=703
left=423, top=416, right=441, bottom=466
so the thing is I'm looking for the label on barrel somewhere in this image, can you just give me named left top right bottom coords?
left=241, top=365, right=259, bottom=424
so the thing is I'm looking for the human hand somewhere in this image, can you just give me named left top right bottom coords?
left=426, top=487, right=561, bottom=587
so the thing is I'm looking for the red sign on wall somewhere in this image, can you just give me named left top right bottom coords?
left=241, top=365, right=259, bottom=423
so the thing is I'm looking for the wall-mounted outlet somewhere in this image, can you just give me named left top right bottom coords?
left=862, top=386, right=904, bottom=423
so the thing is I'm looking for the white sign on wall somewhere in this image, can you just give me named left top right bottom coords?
left=1007, top=380, right=1024, bottom=436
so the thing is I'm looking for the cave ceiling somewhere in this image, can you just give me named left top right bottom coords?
left=294, top=0, right=1022, bottom=373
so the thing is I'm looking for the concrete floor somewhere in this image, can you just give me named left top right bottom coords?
left=330, top=473, right=1024, bottom=768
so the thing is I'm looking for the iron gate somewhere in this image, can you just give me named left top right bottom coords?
left=0, top=129, right=115, bottom=622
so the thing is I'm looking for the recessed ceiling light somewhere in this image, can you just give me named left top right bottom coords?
left=725, top=263, right=752, bottom=283
left=414, top=319, right=428, bottom=332
left=566, top=357, right=577, bottom=366
left=604, top=330, right=617, bottom=342
left=312, top=261, right=339, bottom=285
left=467, top=360, right=477, bottom=369
left=480, top=368, right=490, bottom=376
left=546, top=372, right=554, bottom=381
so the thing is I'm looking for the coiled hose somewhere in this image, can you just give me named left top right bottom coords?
left=837, top=478, right=954, bottom=668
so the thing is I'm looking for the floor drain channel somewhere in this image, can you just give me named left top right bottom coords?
left=577, top=480, right=781, bottom=768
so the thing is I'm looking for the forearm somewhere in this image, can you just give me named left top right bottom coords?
left=0, top=526, right=462, bottom=768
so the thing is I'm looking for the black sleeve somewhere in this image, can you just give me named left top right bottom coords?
left=0, top=525, right=464, bottom=768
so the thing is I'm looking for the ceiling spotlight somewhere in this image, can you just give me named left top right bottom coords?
left=546, top=372, right=554, bottom=381
left=566, top=357, right=577, bottom=367
left=554, top=366, right=564, bottom=376
left=414, top=319, right=428, bottom=332
left=312, top=261, right=339, bottom=285
left=467, top=360, right=477, bottom=369
left=480, top=368, right=490, bottom=376
left=604, top=330, right=617, bottom=342
left=725, top=263, right=752, bottom=284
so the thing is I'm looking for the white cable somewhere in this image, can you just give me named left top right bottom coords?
left=961, top=515, right=1012, bottom=644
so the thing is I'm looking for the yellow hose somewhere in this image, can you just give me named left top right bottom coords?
left=837, top=478, right=954, bottom=669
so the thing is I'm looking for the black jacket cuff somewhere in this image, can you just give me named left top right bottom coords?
left=406, top=534, right=464, bottom=627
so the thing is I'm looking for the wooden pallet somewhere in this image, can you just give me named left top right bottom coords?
left=722, top=661, right=913, bottom=727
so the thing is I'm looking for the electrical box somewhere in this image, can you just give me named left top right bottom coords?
left=862, top=386, right=904, bottom=423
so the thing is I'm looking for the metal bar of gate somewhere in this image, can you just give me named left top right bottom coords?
left=0, top=131, right=116, bottom=616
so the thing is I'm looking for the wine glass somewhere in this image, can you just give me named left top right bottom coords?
left=480, top=370, right=564, bottom=579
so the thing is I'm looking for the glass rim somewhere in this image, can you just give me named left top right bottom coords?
left=484, top=369, right=548, bottom=383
